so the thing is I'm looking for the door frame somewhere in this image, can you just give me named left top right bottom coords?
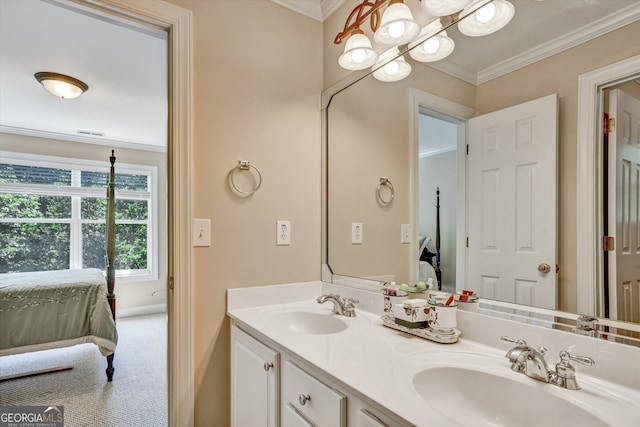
left=576, top=55, right=640, bottom=316
left=409, top=89, right=476, bottom=286
left=78, top=1, right=194, bottom=425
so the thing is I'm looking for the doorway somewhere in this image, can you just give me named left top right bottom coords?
left=418, top=112, right=459, bottom=293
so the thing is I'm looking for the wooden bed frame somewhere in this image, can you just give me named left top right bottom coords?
left=105, top=149, right=117, bottom=381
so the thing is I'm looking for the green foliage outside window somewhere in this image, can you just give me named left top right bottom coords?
left=0, top=161, right=151, bottom=275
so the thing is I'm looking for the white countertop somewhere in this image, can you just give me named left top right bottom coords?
left=227, top=281, right=640, bottom=426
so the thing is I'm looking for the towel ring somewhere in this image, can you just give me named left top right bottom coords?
left=230, top=160, right=262, bottom=195
left=377, top=177, right=394, bottom=206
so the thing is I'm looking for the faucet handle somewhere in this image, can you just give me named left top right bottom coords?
left=559, top=350, right=595, bottom=367
left=500, top=335, right=527, bottom=346
left=554, top=350, right=595, bottom=390
left=345, top=297, right=359, bottom=305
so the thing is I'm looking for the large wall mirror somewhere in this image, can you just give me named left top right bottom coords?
left=323, top=0, right=640, bottom=340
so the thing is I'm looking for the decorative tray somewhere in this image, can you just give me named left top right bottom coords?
left=381, top=315, right=460, bottom=344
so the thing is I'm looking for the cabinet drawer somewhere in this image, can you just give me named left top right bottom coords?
left=283, top=361, right=346, bottom=427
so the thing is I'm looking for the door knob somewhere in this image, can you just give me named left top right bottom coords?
left=538, top=263, right=551, bottom=274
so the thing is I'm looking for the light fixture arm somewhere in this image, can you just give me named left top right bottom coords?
left=335, top=0, right=498, bottom=45
left=334, top=0, right=389, bottom=44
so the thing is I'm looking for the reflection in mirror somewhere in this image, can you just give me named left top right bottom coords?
left=323, top=0, right=640, bottom=336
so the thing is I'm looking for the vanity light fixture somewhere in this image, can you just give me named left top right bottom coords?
left=34, top=72, right=89, bottom=99
left=458, top=0, right=515, bottom=37
left=372, top=47, right=412, bottom=82
left=373, top=0, right=421, bottom=47
left=420, top=0, right=473, bottom=16
left=339, top=29, right=379, bottom=70
left=408, top=21, right=455, bottom=63
left=335, top=0, right=515, bottom=82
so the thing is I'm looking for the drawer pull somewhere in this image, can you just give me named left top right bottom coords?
left=263, top=362, right=274, bottom=372
left=298, top=394, right=311, bottom=406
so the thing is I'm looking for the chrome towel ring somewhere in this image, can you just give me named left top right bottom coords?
left=377, top=177, right=394, bottom=206
left=229, top=160, right=262, bottom=195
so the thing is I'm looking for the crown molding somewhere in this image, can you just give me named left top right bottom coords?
left=477, top=3, right=640, bottom=85
left=270, top=0, right=344, bottom=22
left=0, top=125, right=166, bottom=153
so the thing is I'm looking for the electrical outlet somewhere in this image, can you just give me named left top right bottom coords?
left=352, top=222, right=363, bottom=244
left=401, top=224, right=411, bottom=244
left=277, top=220, right=291, bottom=245
left=193, top=219, right=211, bottom=247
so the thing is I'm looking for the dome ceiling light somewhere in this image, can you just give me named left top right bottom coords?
left=34, top=72, right=89, bottom=99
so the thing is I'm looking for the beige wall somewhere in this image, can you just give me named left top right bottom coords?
left=0, top=133, right=168, bottom=312
left=164, top=0, right=322, bottom=425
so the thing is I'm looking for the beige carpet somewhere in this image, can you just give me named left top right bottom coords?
left=0, top=313, right=167, bottom=426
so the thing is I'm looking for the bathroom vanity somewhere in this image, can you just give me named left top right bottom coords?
left=228, top=281, right=640, bottom=426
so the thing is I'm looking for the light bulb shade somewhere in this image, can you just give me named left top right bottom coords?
left=372, top=48, right=412, bottom=82
left=35, top=72, right=88, bottom=99
left=408, top=21, right=455, bottom=62
left=458, top=0, right=515, bottom=37
left=338, top=33, right=379, bottom=70
left=374, top=2, right=421, bottom=46
left=421, top=0, right=473, bottom=17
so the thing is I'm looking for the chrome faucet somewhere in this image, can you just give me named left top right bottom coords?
left=501, top=336, right=551, bottom=382
left=501, top=336, right=594, bottom=390
left=316, top=294, right=359, bottom=317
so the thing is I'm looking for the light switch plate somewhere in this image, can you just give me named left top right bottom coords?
left=401, top=224, right=411, bottom=244
left=277, top=220, right=291, bottom=245
left=193, top=219, right=211, bottom=247
left=352, top=222, right=363, bottom=244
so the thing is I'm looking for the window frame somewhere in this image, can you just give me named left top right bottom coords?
left=0, top=151, right=158, bottom=282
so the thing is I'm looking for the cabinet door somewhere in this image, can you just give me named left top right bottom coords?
left=358, top=409, right=389, bottom=427
left=282, top=404, right=314, bottom=427
left=231, top=324, right=279, bottom=427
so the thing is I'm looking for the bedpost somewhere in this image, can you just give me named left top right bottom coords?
left=106, top=150, right=116, bottom=381
left=435, top=187, right=442, bottom=290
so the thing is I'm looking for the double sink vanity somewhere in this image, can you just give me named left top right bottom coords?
left=228, top=281, right=640, bottom=426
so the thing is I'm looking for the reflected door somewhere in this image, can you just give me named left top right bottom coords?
left=467, top=94, right=558, bottom=309
left=608, top=89, right=640, bottom=323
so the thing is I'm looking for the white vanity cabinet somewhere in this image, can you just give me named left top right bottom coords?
left=230, top=324, right=279, bottom=427
left=230, top=321, right=408, bottom=427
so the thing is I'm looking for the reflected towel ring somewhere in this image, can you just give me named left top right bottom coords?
left=377, top=177, right=394, bottom=206
left=230, top=160, right=262, bottom=195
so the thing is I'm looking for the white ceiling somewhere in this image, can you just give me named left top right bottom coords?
left=0, top=0, right=638, bottom=152
left=0, top=0, right=167, bottom=151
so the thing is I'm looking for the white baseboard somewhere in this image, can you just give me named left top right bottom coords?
left=116, top=303, right=166, bottom=318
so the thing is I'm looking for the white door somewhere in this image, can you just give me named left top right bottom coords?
left=608, top=89, right=640, bottom=323
left=467, top=94, right=558, bottom=309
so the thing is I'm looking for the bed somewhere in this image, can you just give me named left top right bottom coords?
left=0, top=151, right=118, bottom=381
left=419, top=187, right=443, bottom=290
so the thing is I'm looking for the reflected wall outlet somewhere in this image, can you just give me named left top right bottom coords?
left=193, top=219, right=211, bottom=247
left=401, top=224, right=411, bottom=244
left=277, top=220, right=291, bottom=245
left=352, top=222, right=363, bottom=244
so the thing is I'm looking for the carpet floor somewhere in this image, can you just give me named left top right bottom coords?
left=0, top=313, right=167, bottom=426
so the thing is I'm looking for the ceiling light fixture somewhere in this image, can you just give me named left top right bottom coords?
left=334, top=0, right=514, bottom=82
left=34, top=72, right=89, bottom=99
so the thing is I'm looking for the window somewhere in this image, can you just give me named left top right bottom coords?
left=0, top=152, right=157, bottom=280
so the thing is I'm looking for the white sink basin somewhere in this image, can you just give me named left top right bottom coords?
left=414, top=365, right=606, bottom=426
left=268, top=311, right=348, bottom=335
left=395, top=351, right=639, bottom=427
